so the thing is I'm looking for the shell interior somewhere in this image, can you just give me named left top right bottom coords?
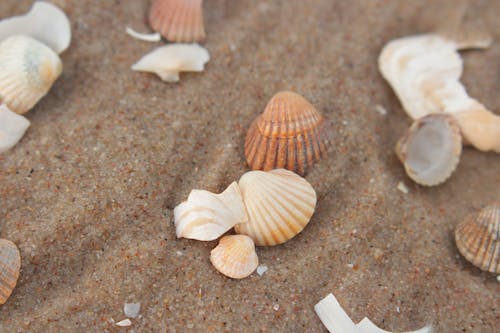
left=210, top=235, right=258, bottom=279
left=0, top=104, right=30, bottom=153
left=0, top=239, right=21, bottom=305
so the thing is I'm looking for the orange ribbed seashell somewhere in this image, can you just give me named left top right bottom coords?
left=0, top=239, right=21, bottom=305
left=244, top=91, right=330, bottom=176
left=148, top=0, right=205, bottom=43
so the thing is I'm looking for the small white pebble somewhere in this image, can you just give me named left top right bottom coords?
left=256, top=265, right=268, bottom=276
left=375, top=104, right=388, bottom=115
left=396, top=306, right=400, bottom=313
left=124, top=303, right=140, bottom=318
left=116, top=319, right=132, bottom=327
left=273, top=304, right=280, bottom=311
left=347, top=263, right=354, bottom=269
left=397, top=182, right=409, bottom=194
left=176, top=250, right=183, bottom=256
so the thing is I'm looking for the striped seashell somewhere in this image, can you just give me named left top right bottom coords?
left=235, top=169, right=317, bottom=246
left=0, top=35, right=62, bottom=114
left=149, top=0, right=205, bottom=43
left=245, top=91, right=330, bottom=176
left=455, top=204, right=500, bottom=274
left=396, top=113, right=462, bottom=186
left=0, top=239, right=21, bottom=305
left=210, top=235, right=258, bottom=279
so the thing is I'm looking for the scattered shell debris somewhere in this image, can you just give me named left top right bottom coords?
left=210, top=235, right=259, bottom=279
left=256, top=265, right=268, bottom=276
left=397, top=182, right=409, bottom=194
left=0, top=239, right=21, bottom=305
left=125, top=27, right=161, bottom=42
left=115, top=318, right=132, bottom=327
left=124, top=302, right=141, bottom=318
left=0, top=104, right=30, bottom=153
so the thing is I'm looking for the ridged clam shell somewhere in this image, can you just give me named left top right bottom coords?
left=0, top=239, right=21, bottom=305
left=235, top=169, right=317, bottom=246
left=396, top=114, right=462, bottom=186
left=210, top=235, right=258, bottom=279
left=455, top=204, right=500, bottom=274
left=149, top=0, right=205, bottom=43
left=0, top=104, right=30, bottom=153
left=0, top=35, right=62, bottom=114
left=245, top=91, right=330, bottom=176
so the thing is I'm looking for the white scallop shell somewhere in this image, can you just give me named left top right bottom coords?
left=174, top=182, right=248, bottom=241
left=0, top=2, right=71, bottom=54
left=210, top=235, right=258, bottom=279
left=0, top=35, right=62, bottom=114
left=131, top=43, right=209, bottom=82
left=235, top=169, right=317, bottom=246
left=0, top=104, right=30, bottom=153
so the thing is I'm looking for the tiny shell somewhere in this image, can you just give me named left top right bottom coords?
left=0, top=239, right=21, bottom=305
left=245, top=91, right=330, bottom=176
left=210, top=235, right=258, bottom=279
left=455, top=204, right=500, bottom=274
left=149, top=0, right=205, bottom=42
left=174, top=182, right=248, bottom=241
left=0, top=104, right=30, bottom=153
left=0, top=35, right=62, bottom=114
left=396, top=114, right=462, bottom=186
left=235, top=169, right=317, bottom=246
left=131, top=43, right=209, bottom=82
left=0, top=2, right=71, bottom=54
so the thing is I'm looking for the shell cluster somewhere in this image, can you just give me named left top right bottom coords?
left=0, top=239, right=21, bottom=305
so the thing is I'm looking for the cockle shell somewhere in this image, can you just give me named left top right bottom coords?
left=235, top=169, right=317, bottom=246
left=396, top=114, right=462, bottom=186
left=0, top=35, right=62, bottom=114
left=455, top=204, right=500, bottom=274
left=210, top=235, right=258, bottom=279
left=0, top=2, right=71, bottom=54
left=0, top=104, right=30, bottom=153
left=245, top=91, right=330, bottom=176
left=379, top=33, right=500, bottom=153
left=174, top=182, right=248, bottom=241
left=131, top=43, right=209, bottom=82
left=149, top=0, right=205, bottom=43
left=0, top=239, right=21, bottom=305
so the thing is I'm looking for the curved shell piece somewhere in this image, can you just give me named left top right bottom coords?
left=0, top=239, right=21, bottom=305
left=454, top=108, right=500, bottom=153
left=210, top=235, right=258, bottom=279
left=131, top=43, right=209, bottom=82
left=245, top=91, right=330, bottom=176
left=396, top=114, right=462, bottom=186
left=455, top=204, right=500, bottom=274
left=235, top=169, right=317, bottom=246
left=0, top=104, right=30, bottom=153
left=0, top=35, right=62, bottom=114
left=0, top=2, right=71, bottom=54
left=149, top=0, right=205, bottom=43
left=174, top=182, right=248, bottom=241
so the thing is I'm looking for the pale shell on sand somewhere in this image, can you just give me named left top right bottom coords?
left=0, top=239, right=21, bottom=305
left=210, top=235, right=258, bottom=279
left=0, top=104, right=30, bottom=153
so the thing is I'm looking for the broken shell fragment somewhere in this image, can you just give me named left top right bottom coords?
left=455, top=204, right=500, bottom=274
left=245, top=91, right=330, bottom=176
left=210, top=235, right=258, bottom=279
left=0, top=1, right=71, bottom=54
left=0, top=104, right=30, bottom=153
left=149, top=0, right=205, bottom=42
left=0, top=35, right=63, bottom=114
left=131, top=43, right=209, bottom=82
left=235, top=169, right=317, bottom=246
left=454, top=108, right=500, bottom=153
left=396, top=114, right=462, bottom=186
left=174, top=182, right=248, bottom=241
left=0, top=239, right=21, bottom=305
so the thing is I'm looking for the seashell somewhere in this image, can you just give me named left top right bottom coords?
left=235, top=169, right=317, bottom=246
left=396, top=113, right=462, bottom=186
left=0, top=2, right=71, bottom=54
left=149, top=0, right=205, bottom=43
left=210, top=235, right=258, bottom=279
left=131, top=43, right=209, bottom=82
left=454, top=108, right=500, bottom=153
left=455, top=204, right=500, bottom=274
left=174, top=182, right=248, bottom=241
left=0, top=104, right=30, bottom=153
left=125, top=27, right=161, bottom=42
left=0, top=35, right=62, bottom=114
left=244, top=91, right=330, bottom=176
left=0, top=239, right=21, bottom=305
left=379, top=33, right=500, bottom=153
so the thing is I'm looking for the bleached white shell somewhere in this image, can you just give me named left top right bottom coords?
left=0, top=35, right=62, bottom=114
left=0, top=104, right=30, bottom=153
left=0, top=2, right=71, bottom=54
left=174, top=182, right=248, bottom=241
left=235, top=169, right=317, bottom=246
left=210, top=235, right=259, bottom=279
left=131, top=43, right=209, bottom=82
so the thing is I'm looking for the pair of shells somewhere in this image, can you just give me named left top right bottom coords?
left=245, top=91, right=330, bottom=176
left=0, top=239, right=21, bottom=305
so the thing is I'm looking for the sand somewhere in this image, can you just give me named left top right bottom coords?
left=0, top=0, right=499, bottom=332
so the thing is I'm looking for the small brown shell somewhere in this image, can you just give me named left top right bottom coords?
left=148, top=0, right=205, bottom=43
left=210, top=235, right=258, bottom=279
left=0, top=239, right=21, bottom=305
left=455, top=204, right=500, bottom=274
left=244, top=91, right=330, bottom=176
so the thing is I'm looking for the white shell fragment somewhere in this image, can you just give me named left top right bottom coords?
left=174, top=182, right=248, bottom=241
left=0, top=104, right=30, bottom=153
left=315, top=293, right=432, bottom=333
left=125, top=27, right=161, bottom=42
left=0, top=2, right=71, bottom=54
left=379, top=33, right=500, bottom=153
left=115, top=319, right=132, bottom=327
left=131, top=43, right=210, bottom=82
left=124, top=302, right=141, bottom=318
